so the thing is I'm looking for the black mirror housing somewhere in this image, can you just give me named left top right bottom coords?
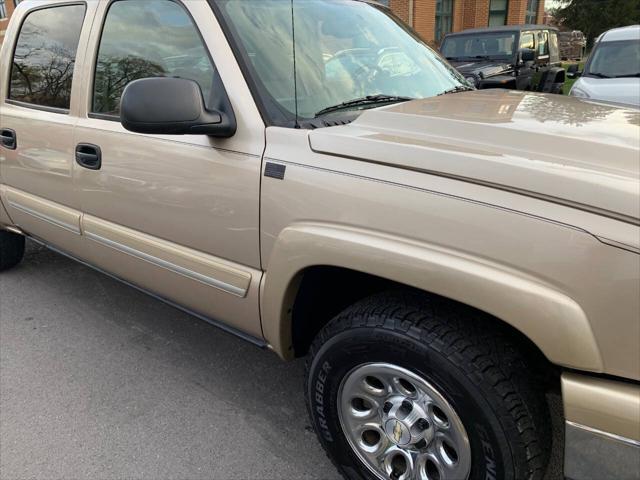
left=120, top=77, right=236, bottom=137
left=566, top=63, right=581, bottom=78
left=519, top=48, right=535, bottom=63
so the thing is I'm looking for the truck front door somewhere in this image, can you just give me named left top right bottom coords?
left=72, top=0, right=265, bottom=338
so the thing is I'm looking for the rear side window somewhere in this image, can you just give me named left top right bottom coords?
left=9, top=4, right=86, bottom=110
left=92, top=0, right=216, bottom=116
left=537, top=31, right=549, bottom=57
left=549, top=31, right=560, bottom=63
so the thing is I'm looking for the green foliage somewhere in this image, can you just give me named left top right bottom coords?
left=552, top=0, right=640, bottom=47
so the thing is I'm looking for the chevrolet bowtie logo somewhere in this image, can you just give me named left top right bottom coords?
left=393, top=420, right=403, bottom=443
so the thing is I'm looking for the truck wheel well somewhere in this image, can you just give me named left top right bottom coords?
left=290, top=266, right=558, bottom=385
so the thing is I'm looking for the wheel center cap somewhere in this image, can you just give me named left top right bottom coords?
left=384, top=419, right=411, bottom=446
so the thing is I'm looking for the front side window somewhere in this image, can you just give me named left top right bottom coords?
left=488, top=0, right=508, bottom=26
left=93, top=0, right=217, bottom=116
left=217, top=0, right=466, bottom=126
left=435, top=0, right=453, bottom=43
left=442, top=32, right=516, bottom=60
left=9, top=4, right=86, bottom=109
left=585, top=40, right=640, bottom=78
left=519, top=32, right=535, bottom=50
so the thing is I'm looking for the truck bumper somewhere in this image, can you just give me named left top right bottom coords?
left=562, top=373, right=640, bottom=480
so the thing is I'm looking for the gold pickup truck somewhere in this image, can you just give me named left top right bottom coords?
left=1, top=1, right=638, bottom=479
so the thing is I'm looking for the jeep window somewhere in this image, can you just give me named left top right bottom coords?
left=537, top=31, right=549, bottom=58
left=519, top=32, right=535, bottom=50
left=584, top=40, right=640, bottom=79
left=217, top=0, right=466, bottom=126
left=92, top=0, right=217, bottom=116
left=441, top=32, right=516, bottom=61
left=549, top=31, right=560, bottom=63
left=9, top=4, right=86, bottom=111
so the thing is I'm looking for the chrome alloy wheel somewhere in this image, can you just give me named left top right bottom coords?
left=338, top=363, right=471, bottom=480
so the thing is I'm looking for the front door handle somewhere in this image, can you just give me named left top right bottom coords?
left=75, top=143, right=101, bottom=170
left=0, top=129, right=16, bottom=150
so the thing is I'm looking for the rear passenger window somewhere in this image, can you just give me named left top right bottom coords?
left=537, top=31, right=549, bottom=57
left=92, top=0, right=216, bottom=116
left=9, top=4, right=86, bottom=110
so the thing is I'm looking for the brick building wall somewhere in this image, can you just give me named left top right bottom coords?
left=0, top=0, right=18, bottom=46
left=389, top=0, right=546, bottom=45
left=0, top=0, right=547, bottom=48
left=390, top=0, right=412, bottom=24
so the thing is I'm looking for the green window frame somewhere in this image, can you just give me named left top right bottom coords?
left=488, top=0, right=508, bottom=26
left=435, top=0, right=453, bottom=43
left=525, top=0, right=538, bottom=24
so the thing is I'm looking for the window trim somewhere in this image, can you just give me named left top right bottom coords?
left=88, top=0, right=227, bottom=121
left=5, top=1, right=87, bottom=115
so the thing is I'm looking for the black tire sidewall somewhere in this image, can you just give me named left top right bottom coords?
left=307, top=327, right=517, bottom=480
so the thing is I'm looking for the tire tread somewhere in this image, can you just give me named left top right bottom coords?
left=305, top=290, right=551, bottom=480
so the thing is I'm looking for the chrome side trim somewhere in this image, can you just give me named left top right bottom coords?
left=7, top=201, right=81, bottom=235
left=2, top=225, right=23, bottom=235
left=565, top=421, right=640, bottom=480
left=84, top=231, right=246, bottom=297
left=566, top=421, right=640, bottom=447
left=26, top=234, right=267, bottom=349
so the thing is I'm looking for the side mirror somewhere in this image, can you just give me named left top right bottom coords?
left=519, top=48, right=535, bottom=63
left=120, top=77, right=236, bottom=137
left=566, top=63, right=581, bottom=79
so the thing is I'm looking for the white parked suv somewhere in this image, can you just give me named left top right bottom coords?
left=569, top=25, right=640, bottom=107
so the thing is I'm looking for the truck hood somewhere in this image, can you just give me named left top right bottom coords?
left=309, top=89, right=640, bottom=223
left=570, top=76, right=640, bottom=107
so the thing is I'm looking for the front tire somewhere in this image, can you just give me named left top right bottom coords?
left=0, top=230, right=25, bottom=272
left=305, top=292, right=550, bottom=480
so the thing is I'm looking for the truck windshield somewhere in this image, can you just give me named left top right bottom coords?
left=585, top=40, right=640, bottom=78
left=441, top=32, right=516, bottom=61
left=216, top=0, right=466, bottom=126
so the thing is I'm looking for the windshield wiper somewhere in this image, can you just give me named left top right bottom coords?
left=438, top=85, right=475, bottom=96
left=314, top=94, right=413, bottom=117
left=588, top=72, right=611, bottom=78
left=614, top=73, right=640, bottom=78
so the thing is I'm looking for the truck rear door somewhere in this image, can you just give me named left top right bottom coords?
left=0, top=0, right=96, bottom=257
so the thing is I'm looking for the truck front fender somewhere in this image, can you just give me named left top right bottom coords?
left=261, top=222, right=603, bottom=372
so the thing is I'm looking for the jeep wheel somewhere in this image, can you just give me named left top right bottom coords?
left=0, top=230, right=25, bottom=272
left=305, top=292, right=550, bottom=480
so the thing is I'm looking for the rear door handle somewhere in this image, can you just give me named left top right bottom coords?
left=0, top=129, right=16, bottom=150
left=75, top=143, right=101, bottom=170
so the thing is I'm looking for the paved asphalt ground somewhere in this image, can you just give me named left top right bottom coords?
left=1, top=240, right=563, bottom=480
